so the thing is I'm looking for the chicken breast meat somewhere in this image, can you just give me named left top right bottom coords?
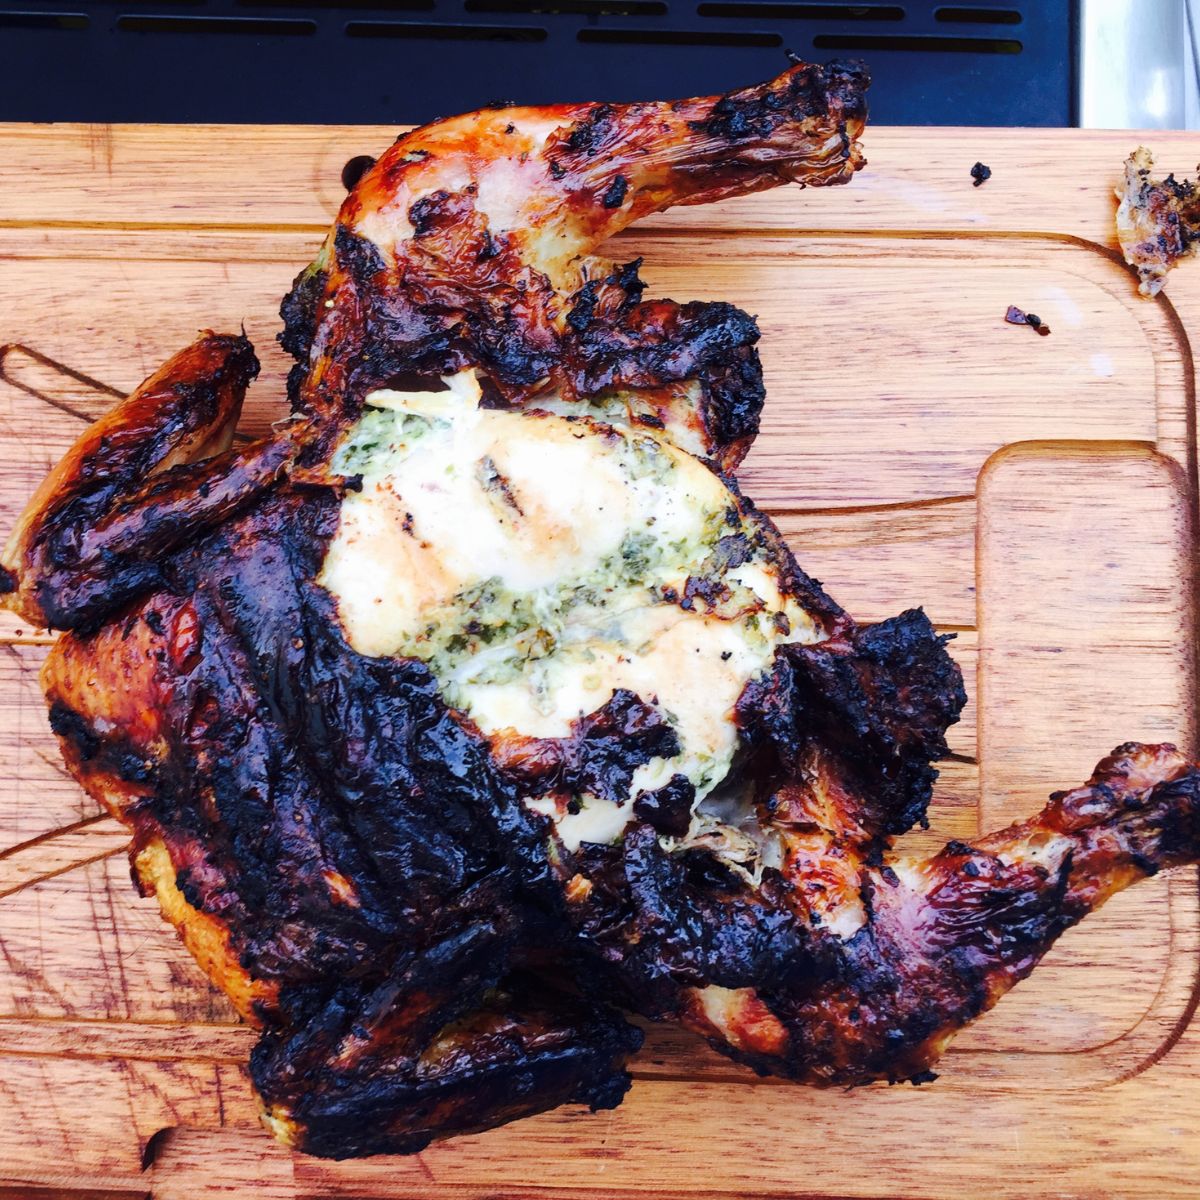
left=4, top=60, right=1200, bottom=1159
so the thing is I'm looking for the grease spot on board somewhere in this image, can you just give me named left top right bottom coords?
left=854, top=174, right=950, bottom=216
left=1044, top=285, right=1083, bottom=329
left=1090, top=352, right=1115, bottom=378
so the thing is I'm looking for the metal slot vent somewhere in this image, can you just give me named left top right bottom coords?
left=696, top=5, right=904, bottom=20
left=0, top=1, right=1073, bottom=126
left=244, top=0, right=436, bottom=6
left=579, top=26, right=781, bottom=45
left=346, top=19, right=548, bottom=39
left=936, top=6, right=1022, bottom=22
left=813, top=33, right=1023, bottom=53
left=468, top=1, right=670, bottom=17
left=0, top=11, right=88, bottom=29
left=118, top=15, right=317, bottom=33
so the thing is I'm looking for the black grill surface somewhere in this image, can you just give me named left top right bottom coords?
left=0, top=2, right=1074, bottom=125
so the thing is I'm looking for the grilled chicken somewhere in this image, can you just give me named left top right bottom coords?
left=1116, top=145, right=1200, bottom=296
left=4, top=61, right=1200, bottom=1159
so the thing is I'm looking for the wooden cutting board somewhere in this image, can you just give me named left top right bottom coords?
left=1, top=122, right=1199, bottom=1200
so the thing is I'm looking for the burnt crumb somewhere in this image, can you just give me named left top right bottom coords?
left=504, top=123, right=516, bottom=134
left=340, top=155, right=377, bottom=193
left=548, top=160, right=566, bottom=180
left=970, top=162, right=991, bottom=187
left=909, top=1069, right=939, bottom=1086
left=601, top=174, right=629, bottom=210
left=144, top=609, right=165, bottom=635
left=1005, top=305, right=1051, bottom=336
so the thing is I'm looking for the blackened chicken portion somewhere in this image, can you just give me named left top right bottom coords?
left=254, top=971, right=638, bottom=1159
left=38, top=463, right=641, bottom=1156
left=5, top=60, right=1200, bottom=1163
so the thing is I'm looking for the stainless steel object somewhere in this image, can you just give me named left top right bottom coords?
left=1080, top=0, right=1198, bottom=128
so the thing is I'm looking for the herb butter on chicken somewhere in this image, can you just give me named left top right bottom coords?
left=5, top=61, right=1200, bottom=1160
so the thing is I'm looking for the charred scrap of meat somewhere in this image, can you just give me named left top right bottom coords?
left=5, top=61, right=1200, bottom=1160
left=1116, top=145, right=1200, bottom=296
left=1004, top=305, right=1051, bottom=336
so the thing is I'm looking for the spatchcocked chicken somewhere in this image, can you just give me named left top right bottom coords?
left=4, top=61, right=1200, bottom=1159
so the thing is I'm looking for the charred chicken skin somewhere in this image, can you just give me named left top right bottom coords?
left=4, top=61, right=1200, bottom=1159
left=1116, top=145, right=1200, bottom=297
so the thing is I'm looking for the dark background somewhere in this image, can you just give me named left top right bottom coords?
left=0, top=1, right=1074, bottom=124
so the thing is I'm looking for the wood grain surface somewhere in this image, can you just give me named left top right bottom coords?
left=1, top=122, right=1199, bottom=1199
